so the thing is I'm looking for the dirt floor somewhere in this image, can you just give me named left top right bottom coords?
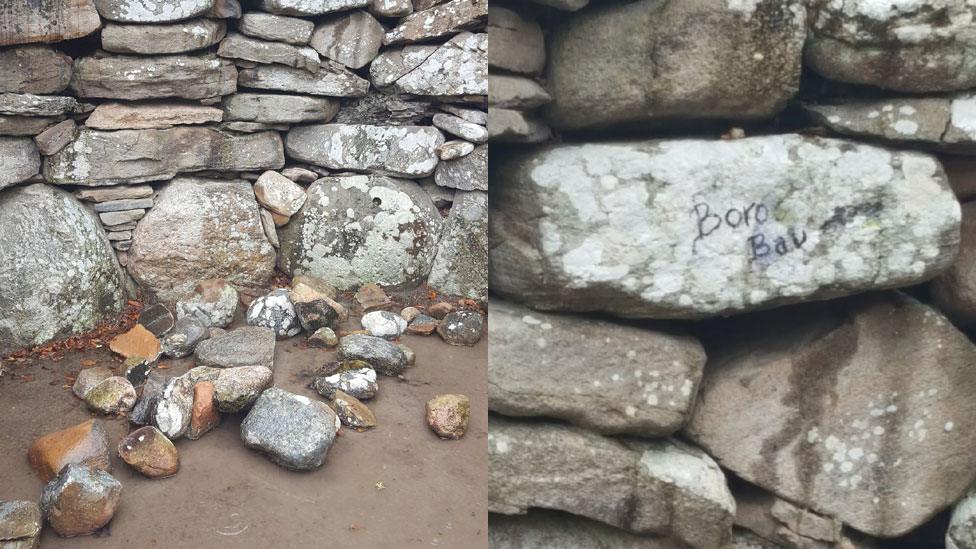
left=0, top=314, right=488, bottom=548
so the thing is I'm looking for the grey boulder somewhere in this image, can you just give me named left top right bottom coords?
left=101, top=19, right=226, bottom=54
left=337, top=334, right=407, bottom=376
left=372, top=32, right=487, bottom=97
left=0, top=137, right=39, bottom=190
left=434, top=143, right=486, bottom=190
left=0, top=45, right=73, bottom=94
left=312, top=367, right=377, bottom=400
left=246, top=288, right=302, bottom=338
left=489, top=511, right=687, bottom=549
left=427, top=191, right=487, bottom=301
left=70, top=54, right=237, bottom=100
left=285, top=124, right=443, bottom=178
left=161, top=316, right=209, bottom=358
left=213, top=365, right=273, bottom=413
left=241, top=387, right=339, bottom=470
left=310, top=10, right=384, bottom=69
left=195, top=326, right=276, bottom=370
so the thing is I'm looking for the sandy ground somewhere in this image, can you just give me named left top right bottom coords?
left=0, top=316, right=487, bottom=548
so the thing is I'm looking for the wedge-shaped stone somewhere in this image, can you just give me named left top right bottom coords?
left=427, top=191, right=487, bottom=301
left=257, top=0, right=368, bottom=15
left=222, top=93, right=338, bottom=124
left=94, top=0, right=214, bottom=22
left=0, top=93, right=76, bottom=116
left=488, top=74, right=550, bottom=110
left=490, top=417, right=735, bottom=549
left=285, top=124, right=443, bottom=178
left=489, top=135, right=960, bottom=318
left=238, top=63, right=368, bottom=97
left=0, top=45, right=73, bottom=94
left=685, top=293, right=976, bottom=537
left=101, top=19, right=226, bottom=54
left=310, top=10, right=384, bottom=69
left=0, top=137, right=39, bottom=190
left=386, top=32, right=486, bottom=97
left=0, top=0, right=101, bottom=46
left=488, top=108, right=549, bottom=143
left=434, top=143, right=485, bottom=190
left=384, top=0, right=486, bottom=45
left=490, top=511, right=688, bottom=549
left=70, top=54, right=237, bottom=100
left=86, top=102, right=223, bottom=129
left=489, top=300, right=704, bottom=435
left=239, top=12, right=313, bottom=45
left=218, top=33, right=319, bottom=73
left=45, top=127, right=283, bottom=186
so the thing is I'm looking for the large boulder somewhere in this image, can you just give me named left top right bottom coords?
left=427, top=190, right=487, bottom=301
left=277, top=175, right=442, bottom=290
left=285, top=124, right=444, bottom=178
left=45, top=127, right=284, bottom=185
left=128, top=178, right=277, bottom=301
left=0, top=45, right=73, bottom=94
left=0, top=184, right=125, bottom=355
left=806, top=0, right=976, bottom=93
left=490, top=417, right=735, bottom=549
left=544, top=0, right=806, bottom=130
left=70, top=54, right=237, bottom=100
left=489, top=511, right=687, bottom=549
left=241, top=387, right=339, bottom=470
left=0, top=0, right=101, bottom=46
left=490, top=135, right=960, bottom=319
left=0, top=137, right=39, bottom=190
left=489, top=300, right=705, bottom=436
left=684, top=293, right=976, bottom=537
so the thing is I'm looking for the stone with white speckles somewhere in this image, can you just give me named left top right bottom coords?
left=0, top=137, right=39, bottom=190
left=176, top=279, right=239, bottom=328
left=257, top=0, right=368, bottom=16
left=434, top=143, right=486, bottom=190
left=490, top=416, right=735, bottom=549
left=807, top=0, right=976, bottom=93
left=239, top=12, right=314, bottom=45
left=948, top=488, right=976, bottom=549
left=310, top=10, right=384, bottom=70
left=218, top=33, right=320, bottom=73
left=427, top=190, right=486, bottom=301
left=337, top=334, right=408, bottom=376
left=94, top=0, right=214, bottom=22
left=436, top=309, right=483, bottom=346
left=369, top=0, right=411, bottom=17
left=0, top=93, right=77, bottom=116
left=285, top=124, right=444, bottom=178
left=195, top=326, right=276, bottom=370
left=489, top=300, right=705, bottom=437
left=69, top=54, right=237, bottom=100
left=384, top=0, right=486, bottom=46
left=373, top=32, right=486, bottom=97
left=254, top=170, right=306, bottom=217
left=241, top=386, right=338, bottom=471
left=432, top=113, right=486, bottom=143
left=684, top=292, right=976, bottom=538
left=238, top=62, right=368, bottom=97
left=360, top=311, right=407, bottom=339
left=246, top=288, right=302, bottom=338
left=489, top=511, right=689, bottom=549
left=101, top=19, right=226, bottom=54
left=312, top=367, right=377, bottom=400
left=490, top=135, right=961, bottom=319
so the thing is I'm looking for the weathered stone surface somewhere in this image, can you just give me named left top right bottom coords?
left=0, top=0, right=101, bottom=46
left=222, top=93, right=338, bottom=124
left=370, top=0, right=411, bottom=17
left=93, top=197, right=154, bottom=212
left=218, top=33, right=319, bottom=73
left=0, top=93, right=76, bottom=116
left=154, top=369, right=215, bottom=438
left=384, top=0, right=486, bottom=45
left=337, top=334, right=407, bottom=376
left=86, top=102, right=223, bottom=129
left=101, top=19, right=226, bottom=54
left=807, top=0, right=976, bottom=93
left=434, top=143, right=485, bottom=190
left=0, top=500, right=42, bottom=548
left=0, top=185, right=125, bottom=355
left=257, top=0, right=368, bottom=16
left=212, top=365, right=272, bottom=412
left=361, top=310, right=406, bottom=339
left=331, top=390, right=376, bottom=428
left=128, top=178, right=276, bottom=300
left=310, top=10, right=384, bottom=69
left=77, top=185, right=153, bottom=202
left=933, top=202, right=976, bottom=326
left=286, top=124, right=443, bottom=178
left=139, top=304, right=175, bottom=337
left=427, top=190, right=486, bottom=301
left=277, top=175, right=442, bottom=289
left=437, top=309, right=483, bottom=346
left=441, top=104, right=485, bottom=125
left=240, top=12, right=313, bottom=45
left=432, top=113, right=486, bottom=143
left=490, top=417, right=735, bottom=549
left=118, top=426, right=179, bottom=478
left=246, top=288, right=302, bottom=337
left=529, top=0, right=586, bottom=10
left=70, top=54, right=237, bottom=100
left=489, top=510, right=688, bottom=549
left=490, top=135, right=960, bottom=319
left=175, top=279, right=239, bottom=328
left=0, top=137, right=39, bottom=189
left=254, top=170, right=306, bottom=216
left=94, top=0, right=213, bottom=22
left=436, top=140, right=474, bottom=161
left=260, top=208, right=279, bottom=248
left=241, top=387, right=339, bottom=470
left=195, top=326, right=275, bottom=369
left=385, top=32, right=487, bottom=97
left=0, top=115, right=60, bottom=136
left=187, top=381, right=220, bottom=439
left=313, top=367, right=376, bottom=400
left=108, top=324, right=161, bottom=360
left=333, top=89, right=438, bottom=126
left=40, top=464, right=122, bottom=537
left=85, top=376, right=137, bottom=414
left=490, top=300, right=705, bottom=436
left=35, top=118, right=76, bottom=155
left=0, top=45, right=73, bottom=94
left=487, top=5, right=544, bottom=76
left=489, top=74, right=551, bottom=110
left=949, top=489, right=976, bottom=549
left=370, top=44, right=438, bottom=86
left=73, top=367, right=113, bottom=399
left=161, top=315, right=208, bottom=358
left=130, top=372, right=171, bottom=426
left=208, top=0, right=240, bottom=18
left=308, top=327, right=339, bottom=348
left=28, top=419, right=111, bottom=483
left=684, top=293, right=976, bottom=537
left=238, top=63, right=368, bottom=97
left=426, top=393, right=469, bottom=439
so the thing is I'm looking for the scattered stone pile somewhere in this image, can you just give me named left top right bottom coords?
left=490, top=1, right=976, bottom=548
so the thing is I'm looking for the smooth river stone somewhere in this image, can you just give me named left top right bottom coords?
left=489, top=134, right=960, bottom=319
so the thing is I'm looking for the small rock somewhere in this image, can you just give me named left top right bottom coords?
left=72, top=367, right=113, bottom=399
left=130, top=372, right=171, bottom=426
left=260, top=209, right=280, bottom=248
left=176, top=279, right=239, bottom=328
left=310, top=10, right=385, bottom=69
left=28, top=419, right=111, bottom=483
left=239, top=12, right=314, bottom=45
left=212, top=365, right=273, bottom=413
left=370, top=0, right=411, bottom=17
left=40, top=464, right=122, bottom=537
left=285, top=124, right=443, bottom=178
left=308, top=327, right=339, bottom=348
left=315, top=359, right=372, bottom=377
left=0, top=500, right=41, bottom=548
left=77, top=186, right=154, bottom=204
left=354, top=283, right=393, bottom=312
left=223, top=93, right=338, bottom=124
left=108, top=324, right=161, bottom=361
left=291, top=276, right=338, bottom=300
left=138, top=303, right=175, bottom=337
left=241, top=387, right=339, bottom=471
left=487, top=5, right=545, bottom=76
left=441, top=105, right=486, bottom=126
left=118, top=426, right=179, bottom=478
left=398, top=343, right=415, bottom=366
left=426, top=394, right=470, bottom=439
left=948, top=488, right=976, bottom=549
left=488, top=74, right=551, bottom=110
left=313, top=367, right=377, bottom=400
left=291, top=295, right=340, bottom=333
left=186, top=381, right=220, bottom=440
left=195, top=325, right=276, bottom=369
left=154, top=370, right=219, bottom=439
left=34, top=118, right=76, bottom=156
left=85, top=377, right=137, bottom=415
left=406, top=314, right=438, bottom=335
left=432, top=113, right=486, bottom=143
left=331, top=390, right=376, bottom=428
left=281, top=166, right=319, bottom=183
left=437, top=310, right=483, bottom=346
left=338, top=334, right=408, bottom=376
left=400, top=306, right=421, bottom=322
left=436, top=140, right=475, bottom=161
left=427, top=302, right=454, bottom=319
left=254, top=170, right=307, bottom=217
left=434, top=144, right=487, bottom=191
left=161, top=316, right=209, bottom=359
left=487, top=108, right=550, bottom=143
left=361, top=311, right=407, bottom=339
left=246, top=288, right=302, bottom=337
left=123, top=356, right=151, bottom=386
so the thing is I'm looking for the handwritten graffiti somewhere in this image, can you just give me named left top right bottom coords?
left=692, top=201, right=808, bottom=260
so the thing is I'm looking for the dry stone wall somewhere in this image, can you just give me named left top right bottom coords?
left=0, top=0, right=487, bottom=354
left=489, top=1, right=976, bottom=548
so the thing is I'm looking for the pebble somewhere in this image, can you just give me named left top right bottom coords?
left=246, top=288, right=302, bottom=337
left=436, top=309, right=483, bottom=346
left=426, top=394, right=470, bottom=439
left=331, top=390, right=377, bottom=429
left=84, top=376, right=137, bottom=415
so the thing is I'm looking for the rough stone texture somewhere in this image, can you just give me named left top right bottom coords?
left=308, top=327, right=339, bottom=348
left=77, top=185, right=153, bottom=202
left=489, top=511, right=688, bottom=549
left=239, top=12, right=313, bottom=45
left=286, top=124, right=443, bottom=178
left=384, top=0, right=486, bottom=46
left=139, top=304, right=175, bottom=337
left=426, top=393, right=469, bottom=439
left=488, top=74, right=551, bottom=110
left=387, top=32, right=487, bottom=97
left=39, top=464, right=122, bottom=537
left=86, top=102, right=224, bottom=129
left=427, top=190, right=486, bottom=301
left=70, top=54, right=237, bottom=101
left=545, top=0, right=806, bottom=130
left=72, top=367, right=113, bottom=399
left=101, top=19, right=226, bottom=54
left=370, top=44, right=438, bottom=87
left=432, top=112, right=485, bottom=143
left=360, top=310, right=406, bottom=339
left=94, top=0, right=213, bottom=22
left=187, top=381, right=220, bottom=439
left=434, top=143, right=485, bottom=190
left=240, top=387, right=339, bottom=470
left=254, top=170, right=306, bottom=216
left=175, top=279, right=239, bottom=328
left=490, top=417, right=735, bottom=549
left=933, top=202, right=976, bottom=326
left=0, top=500, right=42, bottom=548
left=128, top=178, right=277, bottom=300
left=238, top=63, right=369, bottom=97
left=28, top=419, right=111, bottom=483
left=108, top=324, right=161, bottom=360
left=195, top=326, right=275, bottom=369
left=0, top=137, right=39, bottom=190
left=161, top=315, right=208, bottom=358
left=257, top=0, right=368, bottom=16
left=684, top=292, right=976, bottom=538
left=0, top=93, right=76, bottom=116
left=277, top=175, right=442, bottom=290
left=487, top=107, right=549, bottom=143
left=313, top=367, right=376, bottom=400
left=246, top=288, right=302, bottom=337
left=436, top=309, right=483, bottom=346
left=0, top=184, right=125, bottom=355
left=118, top=426, right=179, bottom=478
left=84, top=376, right=137, bottom=414
left=436, top=139, right=474, bottom=160
left=333, top=90, right=438, bottom=126
left=487, top=5, right=544, bottom=76
left=331, top=390, right=376, bottom=428
left=0, top=45, right=73, bottom=94
left=45, top=128, right=283, bottom=186
left=0, top=0, right=101, bottom=46
left=490, top=300, right=705, bottom=436
left=130, top=372, right=171, bottom=426
left=0, top=115, right=60, bottom=136
left=806, top=0, right=976, bottom=93
left=35, top=118, right=76, bottom=156
left=212, top=365, right=273, bottom=412
left=222, top=93, right=338, bottom=124
left=154, top=369, right=216, bottom=439
left=490, top=135, right=961, bottom=319
left=310, top=10, right=384, bottom=70
left=949, top=489, right=976, bottom=549
left=218, top=33, right=320, bottom=73
left=337, top=334, right=407, bottom=376
left=370, top=0, right=411, bottom=17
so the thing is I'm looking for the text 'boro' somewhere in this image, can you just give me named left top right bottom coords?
left=692, top=201, right=808, bottom=260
